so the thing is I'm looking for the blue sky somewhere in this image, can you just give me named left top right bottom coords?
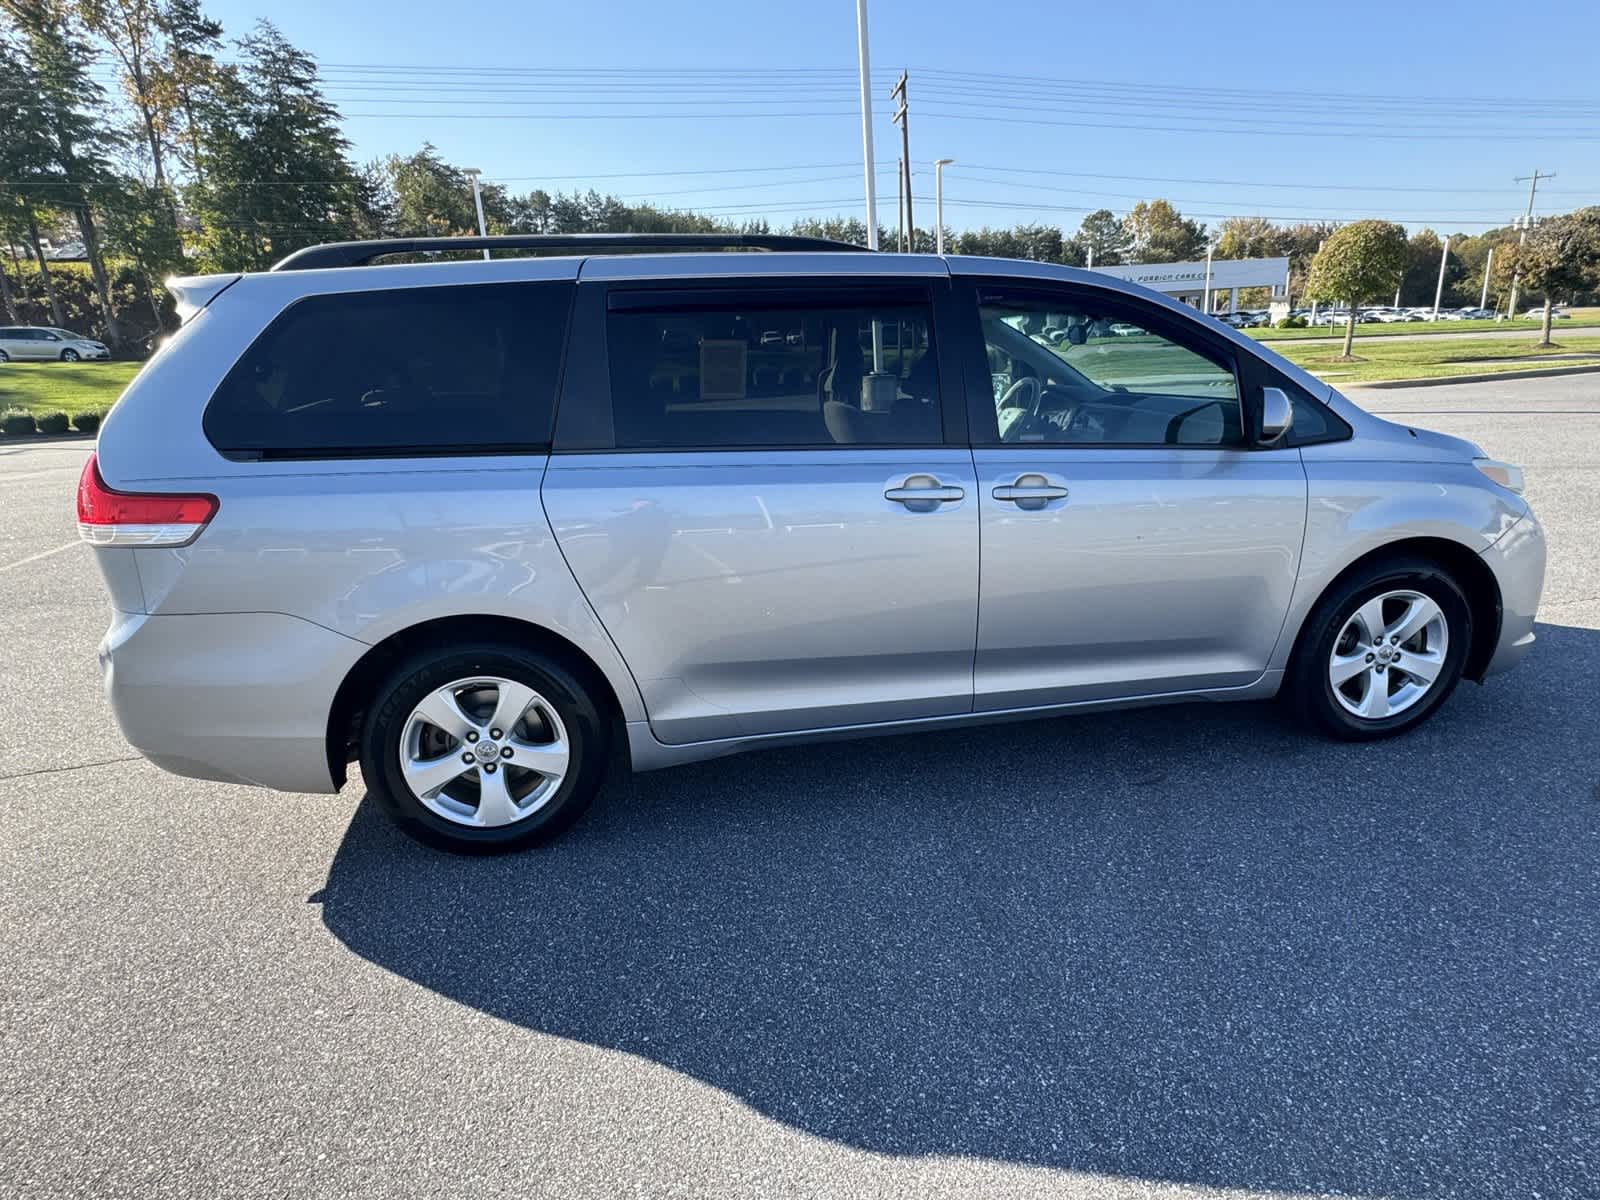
left=204, top=0, right=1599, bottom=237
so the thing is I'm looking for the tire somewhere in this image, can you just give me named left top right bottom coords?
left=0, top=349, right=9, bottom=363
left=60, top=348, right=79, bottom=362
left=1286, top=555, right=1472, bottom=741
left=359, top=642, right=610, bottom=853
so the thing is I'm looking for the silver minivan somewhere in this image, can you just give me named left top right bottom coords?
left=0, top=325, right=111, bottom=361
left=81, top=234, right=1545, bottom=852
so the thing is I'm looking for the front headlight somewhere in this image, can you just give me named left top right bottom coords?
left=1474, top=458, right=1525, bottom=494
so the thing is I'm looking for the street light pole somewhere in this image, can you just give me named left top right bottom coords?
left=934, top=158, right=953, bottom=255
left=1432, top=234, right=1450, bottom=321
left=1202, top=240, right=1216, bottom=313
left=463, top=168, right=489, bottom=261
left=1481, top=247, right=1493, bottom=311
left=854, top=0, right=879, bottom=251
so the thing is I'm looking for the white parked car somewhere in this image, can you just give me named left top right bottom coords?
left=1525, top=307, right=1569, bottom=320
left=0, top=325, right=111, bottom=362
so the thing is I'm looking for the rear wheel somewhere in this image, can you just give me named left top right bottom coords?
left=1287, top=556, right=1472, bottom=740
left=0, top=349, right=9, bottom=363
left=60, top=348, right=80, bottom=362
left=360, top=643, right=609, bottom=852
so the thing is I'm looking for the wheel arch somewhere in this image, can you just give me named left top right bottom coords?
left=325, top=614, right=630, bottom=788
left=1284, top=536, right=1503, bottom=685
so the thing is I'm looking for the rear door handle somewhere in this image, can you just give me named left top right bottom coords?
left=884, top=474, right=966, bottom=512
left=992, top=473, right=1069, bottom=510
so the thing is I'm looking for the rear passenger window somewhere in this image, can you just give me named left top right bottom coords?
left=606, top=295, right=941, bottom=448
left=204, top=282, right=572, bottom=458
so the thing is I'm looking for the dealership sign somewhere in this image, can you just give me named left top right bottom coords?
left=1091, top=256, right=1291, bottom=297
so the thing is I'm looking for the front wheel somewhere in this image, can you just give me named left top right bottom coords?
left=0, top=349, right=9, bottom=363
left=1287, top=557, right=1472, bottom=740
left=359, top=643, right=610, bottom=852
left=60, top=348, right=80, bottom=362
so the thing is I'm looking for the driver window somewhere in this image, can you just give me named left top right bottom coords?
left=980, top=299, right=1240, bottom=446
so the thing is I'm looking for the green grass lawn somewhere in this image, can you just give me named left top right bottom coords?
left=1270, top=336, right=1600, bottom=384
left=1249, top=314, right=1600, bottom=341
left=0, top=362, right=141, bottom=419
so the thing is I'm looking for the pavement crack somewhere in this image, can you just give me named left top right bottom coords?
left=0, top=755, right=143, bottom=782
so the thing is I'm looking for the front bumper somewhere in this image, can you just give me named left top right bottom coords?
left=99, top=609, right=367, bottom=793
left=1479, top=509, right=1546, bottom=677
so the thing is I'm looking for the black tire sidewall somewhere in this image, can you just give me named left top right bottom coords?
left=360, top=644, right=608, bottom=853
left=1291, top=560, right=1472, bottom=740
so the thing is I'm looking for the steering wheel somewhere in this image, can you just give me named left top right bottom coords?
left=998, top=375, right=1042, bottom=417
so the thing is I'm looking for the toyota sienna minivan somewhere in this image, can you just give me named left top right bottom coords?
left=80, top=234, right=1545, bottom=852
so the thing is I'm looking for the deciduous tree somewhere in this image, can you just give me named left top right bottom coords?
left=1122, top=199, right=1206, bottom=264
left=1214, top=215, right=1287, bottom=261
left=1306, top=219, right=1407, bottom=358
left=1505, top=210, right=1600, bottom=346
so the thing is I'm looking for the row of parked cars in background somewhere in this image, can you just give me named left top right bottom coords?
left=1214, top=305, right=1568, bottom=330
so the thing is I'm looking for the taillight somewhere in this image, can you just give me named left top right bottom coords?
left=76, top=453, right=218, bottom=547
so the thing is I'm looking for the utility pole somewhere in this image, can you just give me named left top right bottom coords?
left=890, top=71, right=912, bottom=251
left=1480, top=247, right=1494, bottom=310
left=1507, top=169, right=1554, bottom=318
left=894, top=168, right=904, bottom=252
left=854, top=0, right=879, bottom=251
left=1432, top=234, right=1450, bottom=320
left=934, top=158, right=953, bottom=255
left=463, top=168, right=489, bottom=261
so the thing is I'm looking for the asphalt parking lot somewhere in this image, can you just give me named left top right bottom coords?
left=2, top=373, right=1598, bottom=1200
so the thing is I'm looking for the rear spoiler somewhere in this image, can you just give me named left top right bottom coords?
left=165, top=272, right=241, bottom=323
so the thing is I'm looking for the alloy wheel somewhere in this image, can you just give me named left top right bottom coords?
left=398, top=675, right=571, bottom=828
left=1327, top=589, right=1450, bottom=721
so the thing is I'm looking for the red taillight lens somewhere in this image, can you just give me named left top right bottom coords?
left=76, top=453, right=218, bottom=547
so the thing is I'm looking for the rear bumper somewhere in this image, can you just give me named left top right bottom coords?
left=99, top=610, right=366, bottom=793
left=1480, top=509, right=1546, bottom=677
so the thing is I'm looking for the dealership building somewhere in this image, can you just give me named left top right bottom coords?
left=1091, top=256, right=1292, bottom=313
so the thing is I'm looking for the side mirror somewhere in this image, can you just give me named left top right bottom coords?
left=1259, top=386, right=1294, bottom=445
left=1065, top=324, right=1087, bottom=346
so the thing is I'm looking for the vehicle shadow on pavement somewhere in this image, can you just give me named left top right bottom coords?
left=318, top=621, right=1600, bottom=1196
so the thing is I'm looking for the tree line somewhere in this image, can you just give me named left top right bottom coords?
left=2, top=0, right=1596, bottom=354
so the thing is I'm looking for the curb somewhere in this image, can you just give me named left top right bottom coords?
left=0, top=431, right=96, bottom=446
left=1350, top=364, right=1600, bottom=390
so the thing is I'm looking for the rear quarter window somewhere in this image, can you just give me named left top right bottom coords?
left=204, top=281, right=573, bottom=459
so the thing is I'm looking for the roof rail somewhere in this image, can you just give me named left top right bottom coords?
left=270, top=232, right=872, bottom=272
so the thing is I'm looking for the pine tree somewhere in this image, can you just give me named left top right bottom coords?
left=4, top=0, right=125, bottom=344
left=185, top=21, right=376, bottom=270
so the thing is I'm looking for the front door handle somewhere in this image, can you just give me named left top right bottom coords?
left=992, top=473, right=1069, bottom=510
left=884, top=474, right=966, bottom=512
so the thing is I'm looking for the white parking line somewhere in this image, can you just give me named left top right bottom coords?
left=0, top=541, right=80, bottom=572
left=0, top=469, right=84, bottom=484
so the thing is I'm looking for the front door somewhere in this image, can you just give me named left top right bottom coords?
left=959, top=281, right=1308, bottom=710
left=542, top=277, right=979, bottom=745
